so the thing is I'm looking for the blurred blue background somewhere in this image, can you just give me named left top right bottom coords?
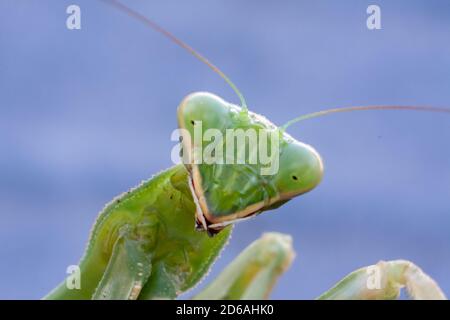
left=0, top=0, right=449, bottom=299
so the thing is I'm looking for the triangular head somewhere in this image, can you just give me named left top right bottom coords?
left=103, top=0, right=450, bottom=235
left=177, top=92, right=324, bottom=234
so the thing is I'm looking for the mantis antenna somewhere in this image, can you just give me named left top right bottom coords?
left=281, top=105, right=450, bottom=131
left=100, top=0, right=248, bottom=110
left=101, top=1, right=450, bottom=127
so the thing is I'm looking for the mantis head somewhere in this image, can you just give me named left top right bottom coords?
left=105, top=0, right=450, bottom=236
left=178, top=92, right=323, bottom=234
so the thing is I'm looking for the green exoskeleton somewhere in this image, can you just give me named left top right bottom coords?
left=178, top=93, right=323, bottom=234
left=44, top=90, right=323, bottom=299
left=318, top=260, right=446, bottom=300
left=45, top=0, right=449, bottom=300
left=193, top=232, right=295, bottom=300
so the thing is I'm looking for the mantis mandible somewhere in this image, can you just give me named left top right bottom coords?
left=44, top=0, right=449, bottom=300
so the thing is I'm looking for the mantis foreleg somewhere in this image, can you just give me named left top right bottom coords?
left=92, top=224, right=153, bottom=300
left=194, top=232, right=295, bottom=300
left=44, top=165, right=232, bottom=300
left=317, top=260, right=446, bottom=300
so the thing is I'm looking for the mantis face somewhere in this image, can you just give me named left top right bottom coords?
left=178, top=92, right=323, bottom=234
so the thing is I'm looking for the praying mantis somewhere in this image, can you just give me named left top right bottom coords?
left=44, top=0, right=449, bottom=300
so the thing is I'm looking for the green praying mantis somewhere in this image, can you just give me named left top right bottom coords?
left=44, top=0, right=449, bottom=300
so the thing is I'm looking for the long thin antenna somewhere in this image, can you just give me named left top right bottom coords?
left=281, top=105, right=450, bottom=130
left=100, top=0, right=248, bottom=110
